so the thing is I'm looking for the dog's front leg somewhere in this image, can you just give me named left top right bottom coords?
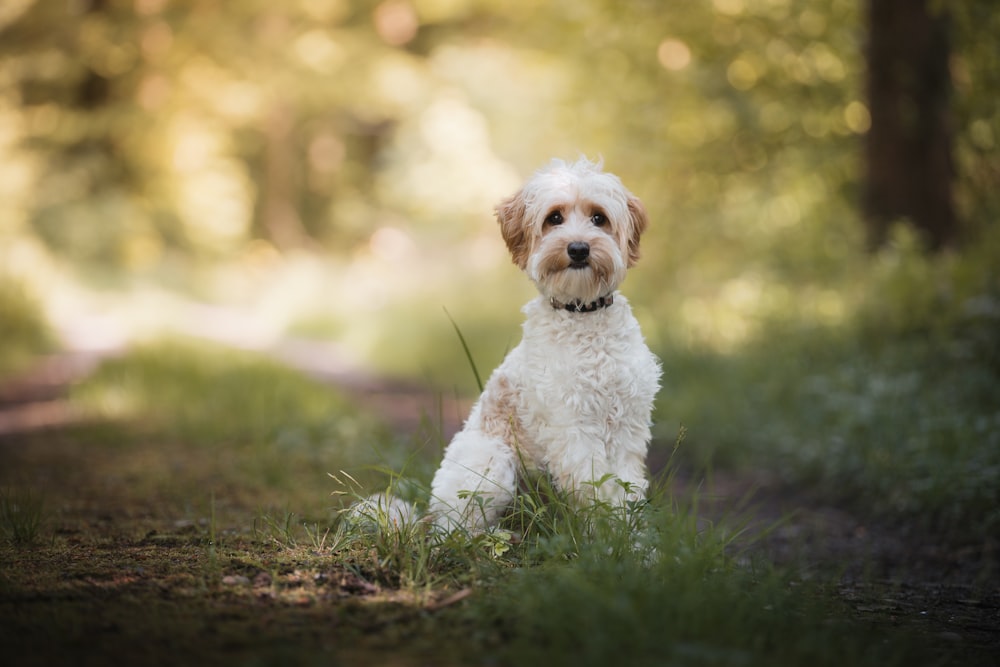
left=428, top=428, right=519, bottom=532
left=547, top=435, right=648, bottom=510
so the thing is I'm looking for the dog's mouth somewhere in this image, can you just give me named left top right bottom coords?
left=568, top=260, right=590, bottom=270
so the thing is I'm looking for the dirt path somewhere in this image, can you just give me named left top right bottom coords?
left=0, top=346, right=468, bottom=441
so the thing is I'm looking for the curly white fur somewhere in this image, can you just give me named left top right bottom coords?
left=427, top=158, right=661, bottom=531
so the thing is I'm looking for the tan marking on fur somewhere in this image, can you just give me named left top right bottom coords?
left=495, top=190, right=532, bottom=269
left=479, top=374, right=528, bottom=451
left=625, top=196, right=649, bottom=267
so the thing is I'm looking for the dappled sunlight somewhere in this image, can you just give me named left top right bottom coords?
left=170, top=115, right=255, bottom=252
left=656, top=38, right=692, bottom=71
left=294, top=28, right=347, bottom=73
left=0, top=0, right=994, bottom=385
left=677, top=276, right=849, bottom=353
left=2, top=231, right=528, bottom=388
left=373, top=0, right=419, bottom=47
left=0, top=111, right=36, bottom=234
left=378, top=93, right=522, bottom=221
left=371, top=53, right=426, bottom=109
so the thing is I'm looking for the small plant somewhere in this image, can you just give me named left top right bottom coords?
left=302, top=522, right=333, bottom=551
left=329, top=471, right=445, bottom=589
left=253, top=510, right=301, bottom=548
left=0, top=486, right=46, bottom=545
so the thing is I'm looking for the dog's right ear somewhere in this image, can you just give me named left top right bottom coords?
left=495, top=190, right=531, bottom=269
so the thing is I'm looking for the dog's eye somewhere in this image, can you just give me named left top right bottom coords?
left=591, top=213, right=608, bottom=227
left=545, top=211, right=564, bottom=225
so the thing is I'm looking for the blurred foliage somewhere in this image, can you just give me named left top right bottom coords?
left=2, top=0, right=998, bottom=536
left=1, top=0, right=996, bottom=279
left=659, top=222, right=1000, bottom=542
left=72, top=341, right=412, bottom=488
left=0, top=275, right=51, bottom=378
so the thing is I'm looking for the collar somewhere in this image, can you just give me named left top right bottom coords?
left=549, top=293, right=614, bottom=313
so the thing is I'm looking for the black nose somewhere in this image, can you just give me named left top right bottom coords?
left=567, top=242, right=590, bottom=263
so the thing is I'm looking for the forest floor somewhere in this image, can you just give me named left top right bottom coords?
left=0, top=346, right=997, bottom=666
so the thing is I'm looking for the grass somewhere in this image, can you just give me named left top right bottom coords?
left=660, top=321, right=1000, bottom=543
left=658, top=230, right=1000, bottom=547
left=2, top=321, right=996, bottom=664
left=313, top=462, right=938, bottom=667
left=0, top=486, right=46, bottom=545
left=475, top=531, right=898, bottom=667
left=70, top=340, right=418, bottom=505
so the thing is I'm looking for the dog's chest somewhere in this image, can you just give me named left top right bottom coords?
left=551, top=342, right=640, bottom=407
left=516, top=313, right=656, bottom=424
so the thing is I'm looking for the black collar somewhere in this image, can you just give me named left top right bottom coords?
left=550, top=294, right=614, bottom=313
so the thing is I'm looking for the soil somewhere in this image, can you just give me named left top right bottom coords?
left=1, top=348, right=997, bottom=666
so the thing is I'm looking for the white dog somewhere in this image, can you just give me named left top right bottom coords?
left=427, top=158, right=661, bottom=531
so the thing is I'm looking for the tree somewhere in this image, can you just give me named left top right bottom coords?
left=863, top=0, right=957, bottom=250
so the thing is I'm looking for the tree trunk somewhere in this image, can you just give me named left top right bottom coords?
left=864, top=0, right=957, bottom=251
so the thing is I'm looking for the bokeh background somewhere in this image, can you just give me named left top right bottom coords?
left=0, top=0, right=998, bottom=565
left=2, top=0, right=999, bottom=497
left=2, top=7, right=1000, bottom=661
left=2, top=0, right=997, bottom=375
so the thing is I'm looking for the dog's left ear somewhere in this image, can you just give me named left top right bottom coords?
left=626, top=195, right=648, bottom=267
left=496, top=189, right=531, bottom=269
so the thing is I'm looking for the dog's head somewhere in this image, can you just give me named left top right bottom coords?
left=495, top=158, right=648, bottom=306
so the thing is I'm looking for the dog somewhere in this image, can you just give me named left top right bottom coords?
left=426, top=157, right=661, bottom=532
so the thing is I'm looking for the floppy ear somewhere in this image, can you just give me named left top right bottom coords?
left=495, top=189, right=531, bottom=269
left=625, top=195, right=649, bottom=267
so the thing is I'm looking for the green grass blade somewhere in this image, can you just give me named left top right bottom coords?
left=444, top=307, right=484, bottom=393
